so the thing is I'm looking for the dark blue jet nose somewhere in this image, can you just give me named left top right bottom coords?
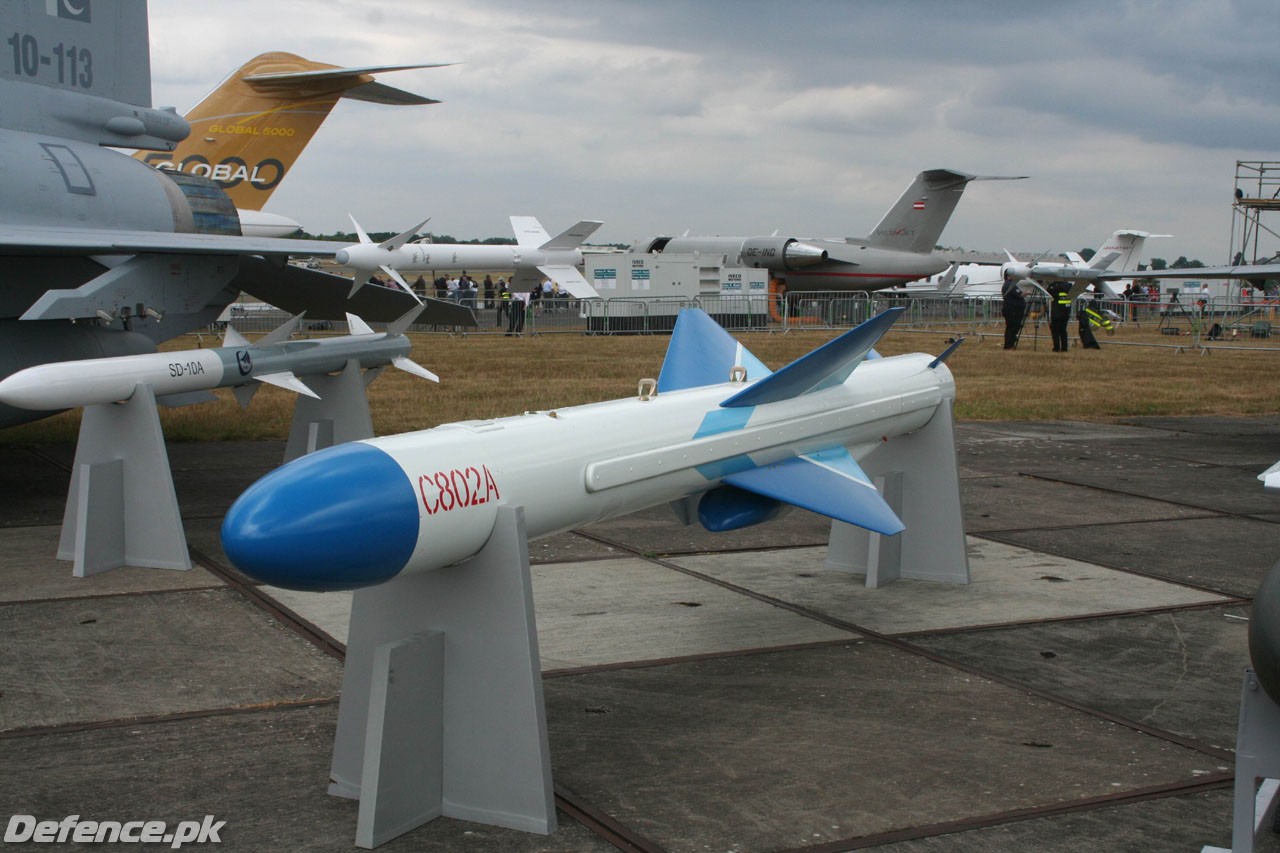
left=221, top=442, right=420, bottom=591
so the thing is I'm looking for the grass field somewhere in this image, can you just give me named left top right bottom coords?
left=2, top=318, right=1277, bottom=446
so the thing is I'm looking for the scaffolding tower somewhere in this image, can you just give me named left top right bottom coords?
left=1232, top=161, right=1280, bottom=264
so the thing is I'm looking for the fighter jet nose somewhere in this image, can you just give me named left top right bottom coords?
left=221, top=442, right=420, bottom=592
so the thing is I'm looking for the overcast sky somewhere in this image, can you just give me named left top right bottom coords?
left=147, top=0, right=1280, bottom=264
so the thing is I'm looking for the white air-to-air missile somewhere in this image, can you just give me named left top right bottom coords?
left=0, top=309, right=436, bottom=412
left=221, top=306, right=965, bottom=592
left=335, top=215, right=603, bottom=299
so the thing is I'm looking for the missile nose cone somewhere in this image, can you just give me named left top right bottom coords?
left=335, top=248, right=351, bottom=266
left=221, top=443, right=419, bottom=592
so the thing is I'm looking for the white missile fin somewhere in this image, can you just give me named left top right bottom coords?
left=539, top=220, right=602, bottom=251
left=379, top=218, right=431, bottom=252
left=536, top=265, right=600, bottom=300
left=511, top=216, right=551, bottom=249
left=256, top=371, right=321, bottom=399
left=349, top=214, right=373, bottom=245
left=257, top=313, right=306, bottom=346
left=380, top=264, right=423, bottom=303
left=392, top=356, right=440, bottom=383
left=222, top=325, right=250, bottom=348
left=1260, top=460, right=1280, bottom=493
left=346, top=313, right=376, bottom=336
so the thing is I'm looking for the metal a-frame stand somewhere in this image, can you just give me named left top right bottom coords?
left=327, top=505, right=557, bottom=848
left=282, top=359, right=378, bottom=463
left=57, top=384, right=191, bottom=576
left=1202, top=669, right=1280, bottom=853
left=824, top=403, right=970, bottom=588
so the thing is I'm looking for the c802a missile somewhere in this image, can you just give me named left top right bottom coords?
left=0, top=309, right=437, bottom=412
left=221, top=307, right=962, bottom=593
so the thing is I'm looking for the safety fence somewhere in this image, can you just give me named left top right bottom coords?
left=211, top=293, right=1280, bottom=352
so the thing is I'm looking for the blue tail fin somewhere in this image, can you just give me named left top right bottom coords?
left=657, top=309, right=771, bottom=393
left=720, top=308, right=903, bottom=408
left=722, top=446, right=904, bottom=536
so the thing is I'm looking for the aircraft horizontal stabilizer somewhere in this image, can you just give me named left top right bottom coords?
left=720, top=308, right=904, bottom=408
left=243, top=61, right=456, bottom=106
left=535, top=265, right=601, bottom=300
left=723, top=447, right=904, bottom=536
left=657, top=308, right=772, bottom=393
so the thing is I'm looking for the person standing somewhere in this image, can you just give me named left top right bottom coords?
left=482, top=274, right=495, bottom=309
left=1046, top=281, right=1072, bottom=352
left=1078, top=291, right=1113, bottom=349
left=495, top=280, right=511, bottom=328
left=1001, top=274, right=1027, bottom=349
left=507, top=289, right=528, bottom=336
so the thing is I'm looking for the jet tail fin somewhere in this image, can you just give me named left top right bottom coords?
left=657, top=309, right=772, bottom=393
left=720, top=308, right=903, bottom=408
left=1090, top=230, right=1171, bottom=273
left=135, top=52, right=448, bottom=210
left=864, top=170, right=1026, bottom=254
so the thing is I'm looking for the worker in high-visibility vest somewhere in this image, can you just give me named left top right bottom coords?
left=1047, top=282, right=1072, bottom=352
left=1078, top=291, right=1114, bottom=349
left=495, top=280, right=511, bottom=328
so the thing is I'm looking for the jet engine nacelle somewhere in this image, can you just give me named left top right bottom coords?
left=739, top=237, right=829, bottom=270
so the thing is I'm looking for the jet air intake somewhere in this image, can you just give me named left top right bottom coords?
left=739, top=237, right=828, bottom=270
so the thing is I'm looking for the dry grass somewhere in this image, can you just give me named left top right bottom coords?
left=3, top=319, right=1277, bottom=446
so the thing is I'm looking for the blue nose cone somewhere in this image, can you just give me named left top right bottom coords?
left=221, top=442, right=420, bottom=591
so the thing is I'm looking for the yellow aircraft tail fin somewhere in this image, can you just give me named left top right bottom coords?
left=135, top=52, right=448, bottom=210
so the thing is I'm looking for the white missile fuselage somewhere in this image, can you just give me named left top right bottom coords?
left=0, top=328, right=416, bottom=411
left=394, top=353, right=949, bottom=568
left=221, top=317, right=955, bottom=593
left=336, top=241, right=584, bottom=278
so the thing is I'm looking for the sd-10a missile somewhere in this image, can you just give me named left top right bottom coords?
left=0, top=309, right=436, bottom=412
left=221, top=306, right=963, bottom=592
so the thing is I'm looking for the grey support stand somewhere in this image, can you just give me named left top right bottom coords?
left=329, top=505, right=556, bottom=848
left=57, top=384, right=191, bottom=576
left=283, top=359, right=376, bottom=463
left=1203, top=669, right=1280, bottom=853
left=825, top=404, right=969, bottom=588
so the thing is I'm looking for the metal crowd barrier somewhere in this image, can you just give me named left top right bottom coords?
left=208, top=293, right=1280, bottom=352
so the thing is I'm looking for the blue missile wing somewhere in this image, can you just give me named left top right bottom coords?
left=720, top=307, right=903, bottom=407
left=657, top=308, right=771, bottom=392
left=721, top=447, right=904, bottom=536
